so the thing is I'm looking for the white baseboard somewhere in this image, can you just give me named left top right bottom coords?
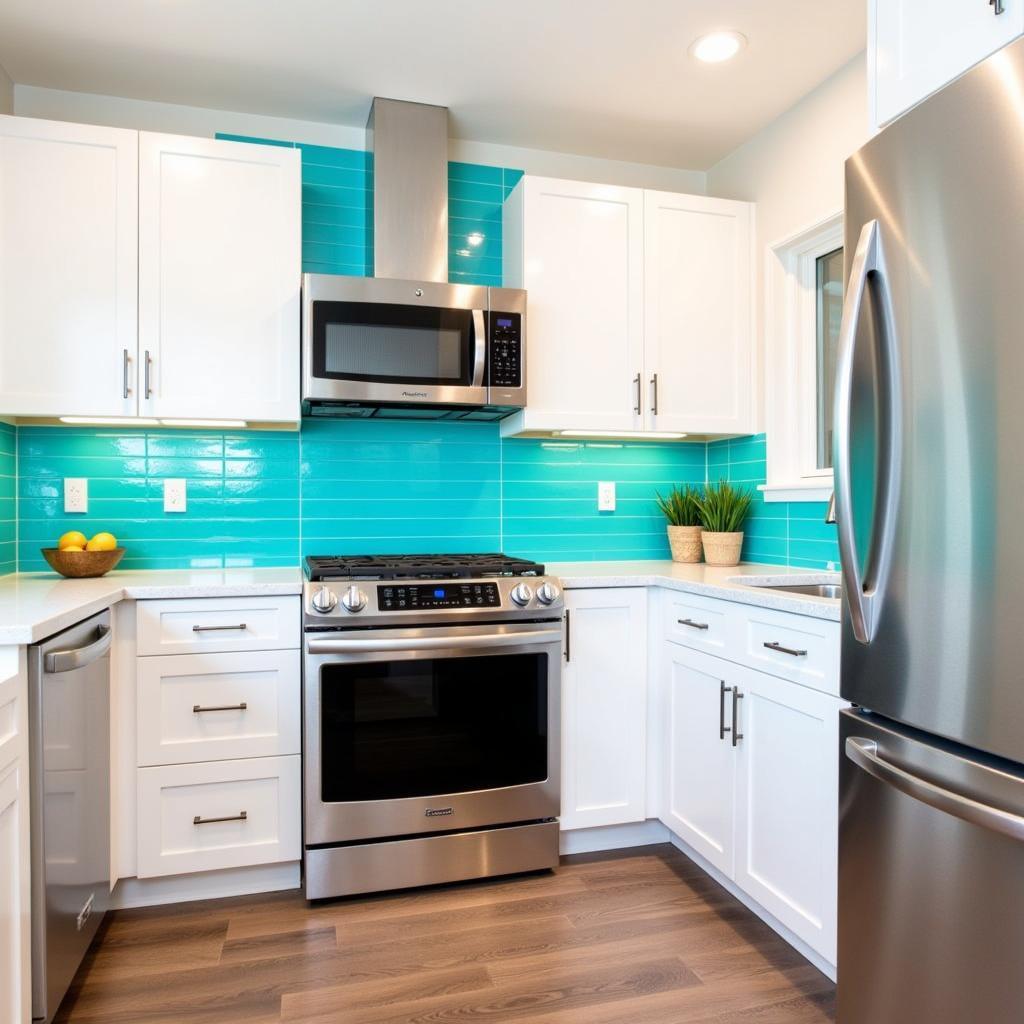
left=560, top=819, right=669, bottom=855
left=667, top=834, right=837, bottom=982
left=111, top=861, right=301, bottom=910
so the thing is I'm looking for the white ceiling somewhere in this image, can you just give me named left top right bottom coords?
left=0, top=0, right=865, bottom=170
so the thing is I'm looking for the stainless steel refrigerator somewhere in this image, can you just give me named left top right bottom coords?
left=836, top=35, right=1024, bottom=1024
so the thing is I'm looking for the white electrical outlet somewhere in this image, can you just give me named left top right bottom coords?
left=598, top=481, right=616, bottom=512
left=64, top=478, right=88, bottom=514
left=164, top=478, right=187, bottom=513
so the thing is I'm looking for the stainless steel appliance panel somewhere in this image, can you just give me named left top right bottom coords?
left=29, top=611, right=111, bottom=1024
left=838, top=37, right=1024, bottom=761
left=839, top=709, right=1024, bottom=1023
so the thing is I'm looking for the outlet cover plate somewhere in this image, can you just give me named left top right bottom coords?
left=164, top=478, right=187, bottom=513
left=598, top=481, right=616, bottom=512
left=64, top=478, right=88, bottom=514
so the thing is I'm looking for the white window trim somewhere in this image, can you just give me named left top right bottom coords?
left=761, top=210, right=843, bottom=503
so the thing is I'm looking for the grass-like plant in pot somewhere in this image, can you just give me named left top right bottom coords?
left=656, top=484, right=704, bottom=563
left=695, top=480, right=754, bottom=567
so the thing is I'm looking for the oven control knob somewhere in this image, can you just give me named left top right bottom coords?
left=341, top=585, right=368, bottom=613
left=510, top=582, right=534, bottom=607
left=311, top=585, right=337, bottom=614
left=536, top=582, right=561, bottom=606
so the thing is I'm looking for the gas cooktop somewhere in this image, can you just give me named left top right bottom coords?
left=304, top=553, right=545, bottom=582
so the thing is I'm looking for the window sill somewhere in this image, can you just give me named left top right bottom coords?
left=759, top=482, right=833, bottom=504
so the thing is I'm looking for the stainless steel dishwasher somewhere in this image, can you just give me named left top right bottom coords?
left=29, top=610, right=111, bottom=1024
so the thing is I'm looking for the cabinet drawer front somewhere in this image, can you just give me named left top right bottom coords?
left=136, top=651, right=300, bottom=767
left=739, top=607, right=839, bottom=694
left=136, top=756, right=300, bottom=878
left=137, top=597, right=300, bottom=655
left=663, top=592, right=734, bottom=654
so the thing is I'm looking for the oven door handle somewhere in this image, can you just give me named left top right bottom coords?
left=306, top=628, right=563, bottom=655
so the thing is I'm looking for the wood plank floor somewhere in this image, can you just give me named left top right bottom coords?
left=55, top=844, right=835, bottom=1023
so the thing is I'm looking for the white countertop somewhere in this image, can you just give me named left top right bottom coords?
left=0, top=559, right=840, bottom=646
left=548, top=560, right=842, bottom=622
left=0, top=567, right=303, bottom=645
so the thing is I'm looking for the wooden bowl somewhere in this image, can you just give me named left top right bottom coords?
left=41, top=547, right=125, bottom=579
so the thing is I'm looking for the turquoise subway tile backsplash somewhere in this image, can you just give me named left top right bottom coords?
left=707, top=433, right=840, bottom=570
left=214, top=134, right=520, bottom=287
left=0, top=423, right=15, bottom=574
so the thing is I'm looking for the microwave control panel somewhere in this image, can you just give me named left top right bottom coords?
left=488, top=312, right=522, bottom=389
left=377, top=583, right=502, bottom=610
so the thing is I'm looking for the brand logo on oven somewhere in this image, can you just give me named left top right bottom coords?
left=424, top=807, right=454, bottom=818
left=402, top=390, right=429, bottom=398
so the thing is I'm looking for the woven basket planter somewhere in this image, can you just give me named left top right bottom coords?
left=667, top=525, right=703, bottom=563
left=701, top=531, right=744, bottom=567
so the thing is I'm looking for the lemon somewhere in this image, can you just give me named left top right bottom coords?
left=58, top=531, right=88, bottom=550
left=61, top=544, right=85, bottom=553
left=86, top=532, right=118, bottom=552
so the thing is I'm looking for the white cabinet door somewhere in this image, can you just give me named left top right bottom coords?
left=644, top=191, right=754, bottom=435
left=733, top=668, right=843, bottom=963
left=871, top=0, right=1024, bottom=127
left=0, top=657, right=30, bottom=1024
left=0, top=115, right=138, bottom=418
left=662, top=643, right=736, bottom=875
left=503, top=177, right=644, bottom=433
left=138, top=133, right=301, bottom=423
left=561, top=588, right=647, bottom=830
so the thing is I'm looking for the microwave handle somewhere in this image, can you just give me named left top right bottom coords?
left=472, top=309, right=487, bottom=388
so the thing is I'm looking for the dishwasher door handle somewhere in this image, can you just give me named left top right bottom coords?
left=44, top=625, right=112, bottom=674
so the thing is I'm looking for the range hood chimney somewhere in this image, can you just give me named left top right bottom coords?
left=366, top=98, right=449, bottom=283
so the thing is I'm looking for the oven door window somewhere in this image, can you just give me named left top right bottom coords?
left=319, top=653, right=548, bottom=802
left=312, top=301, right=478, bottom=386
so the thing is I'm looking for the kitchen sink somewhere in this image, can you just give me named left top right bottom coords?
left=763, top=583, right=842, bottom=599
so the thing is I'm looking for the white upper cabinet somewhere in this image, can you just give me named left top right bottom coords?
left=870, top=0, right=1024, bottom=128
left=502, top=175, right=754, bottom=438
left=560, top=587, right=648, bottom=831
left=644, top=191, right=754, bottom=435
left=503, top=176, right=645, bottom=434
left=0, top=116, right=138, bottom=418
left=139, top=133, right=301, bottom=423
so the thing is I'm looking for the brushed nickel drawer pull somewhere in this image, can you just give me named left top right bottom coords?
left=764, top=641, right=807, bottom=657
left=193, top=811, right=247, bottom=826
left=192, top=623, right=247, bottom=632
left=732, top=688, right=744, bottom=747
left=679, top=618, right=710, bottom=630
left=719, top=680, right=732, bottom=740
left=192, top=702, right=248, bottom=713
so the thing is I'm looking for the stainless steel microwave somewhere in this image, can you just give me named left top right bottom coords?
left=301, top=274, right=527, bottom=419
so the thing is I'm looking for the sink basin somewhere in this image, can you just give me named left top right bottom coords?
left=763, top=583, right=842, bottom=599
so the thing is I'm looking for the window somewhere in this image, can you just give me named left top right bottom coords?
left=815, top=246, right=843, bottom=470
left=762, top=212, right=844, bottom=502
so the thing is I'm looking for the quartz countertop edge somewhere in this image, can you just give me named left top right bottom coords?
left=0, top=560, right=840, bottom=646
left=547, top=560, right=842, bottom=622
left=0, top=567, right=304, bottom=645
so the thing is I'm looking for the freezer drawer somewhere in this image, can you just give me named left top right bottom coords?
left=839, top=709, right=1024, bottom=1024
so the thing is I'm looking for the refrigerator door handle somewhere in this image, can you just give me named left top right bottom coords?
left=846, top=737, right=1024, bottom=843
left=833, top=218, right=902, bottom=644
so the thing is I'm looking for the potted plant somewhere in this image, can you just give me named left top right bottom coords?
left=696, top=480, right=754, bottom=567
left=656, top=484, right=704, bottom=563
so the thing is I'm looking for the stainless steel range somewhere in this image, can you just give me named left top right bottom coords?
left=302, top=553, right=563, bottom=900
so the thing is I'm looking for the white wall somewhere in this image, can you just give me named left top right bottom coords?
left=0, top=64, right=13, bottom=115
left=12, top=84, right=706, bottom=193
left=706, top=53, right=869, bottom=428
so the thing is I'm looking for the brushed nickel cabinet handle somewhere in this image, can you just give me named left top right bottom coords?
left=679, top=618, right=709, bottom=631
left=144, top=349, right=152, bottom=399
left=991, top=0, right=1005, bottom=15
left=633, top=373, right=642, bottom=415
left=192, top=702, right=248, bottom=713
left=764, top=641, right=808, bottom=657
left=192, top=623, right=247, bottom=632
left=564, top=609, right=571, bottom=663
left=193, top=811, right=247, bottom=826
left=719, top=680, right=732, bottom=740
left=732, top=688, right=744, bottom=747
left=122, top=348, right=131, bottom=399
left=650, top=372, right=659, bottom=415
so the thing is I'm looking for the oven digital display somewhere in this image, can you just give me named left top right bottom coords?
left=377, top=583, right=501, bottom=610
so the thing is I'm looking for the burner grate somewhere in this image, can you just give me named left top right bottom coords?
left=305, top=553, right=545, bottom=581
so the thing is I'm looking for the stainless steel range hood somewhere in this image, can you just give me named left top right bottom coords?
left=366, top=97, right=449, bottom=282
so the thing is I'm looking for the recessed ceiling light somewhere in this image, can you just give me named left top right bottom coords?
left=690, top=30, right=747, bottom=64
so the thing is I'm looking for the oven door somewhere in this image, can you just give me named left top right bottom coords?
left=303, top=621, right=562, bottom=846
left=302, top=275, right=489, bottom=406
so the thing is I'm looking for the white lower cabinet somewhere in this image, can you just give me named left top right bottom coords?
left=660, top=639, right=845, bottom=964
left=136, top=755, right=301, bottom=878
left=560, top=588, right=648, bottom=830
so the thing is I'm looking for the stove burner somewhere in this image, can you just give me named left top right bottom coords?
left=305, top=553, right=545, bottom=582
